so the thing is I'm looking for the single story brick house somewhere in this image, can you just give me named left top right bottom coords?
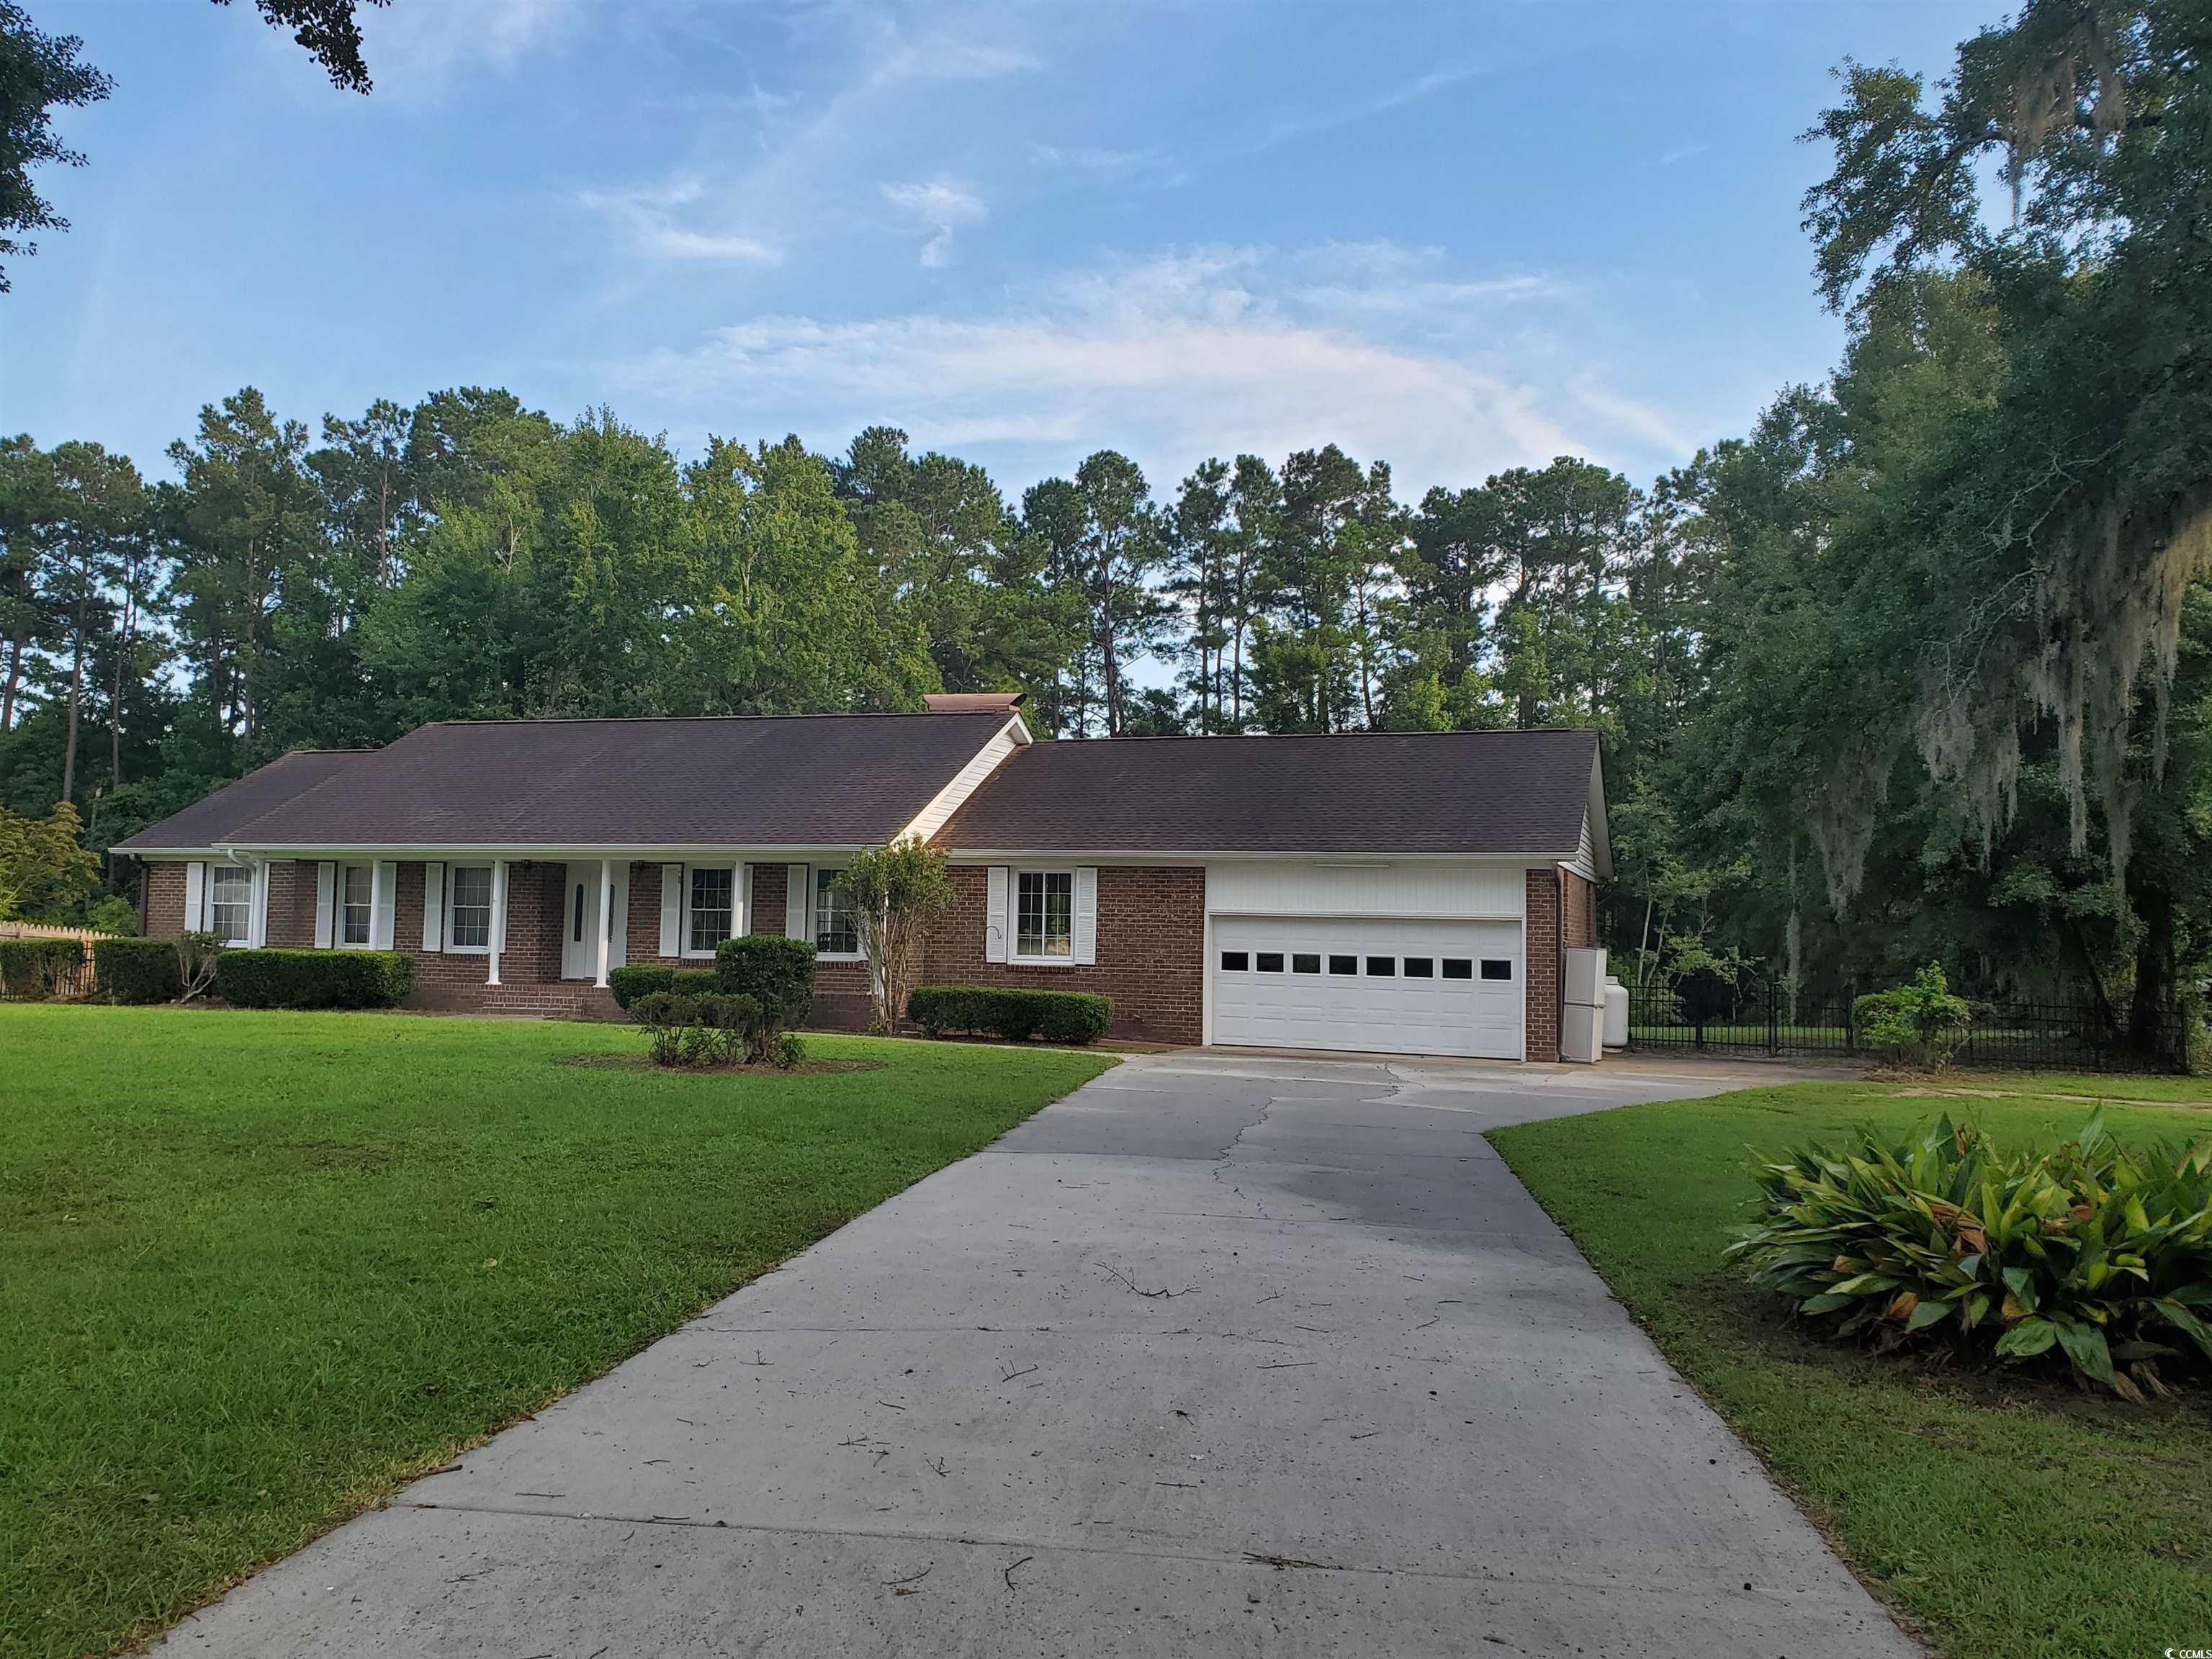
left=114, top=696, right=1609, bottom=1061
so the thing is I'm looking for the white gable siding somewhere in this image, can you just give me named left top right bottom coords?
left=1564, top=813, right=1597, bottom=880
left=1205, top=860, right=1526, bottom=920
left=895, top=719, right=1025, bottom=845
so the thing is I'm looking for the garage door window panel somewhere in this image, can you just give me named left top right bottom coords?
left=1366, top=956, right=1395, bottom=976
left=1256, top=952, right=1284, bottom=973
left=1442, top=958, right=1474, bottom=979
left=1292, top=953, right=1320, bottom=974
left=1220, top=951, right=1249, bottom=971
left=1404, top=957, right=1434, bottom=978
left=1480, top=959, right=1513, bottom=981
left=1329, top=954, right=1357, bottom=975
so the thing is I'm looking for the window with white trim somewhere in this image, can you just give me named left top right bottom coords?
left=814, top=868, right=858, bottom=956
left=447, top=864, right=493, bottom=951
left=207, top=865, right=252, bottom=945
left=341, top=863, right=372, bottom=946
left=1014, top=869, right=1074, bottom=961
left=688, top=866, right=733, bottom=953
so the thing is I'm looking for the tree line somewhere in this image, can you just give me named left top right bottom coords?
left=5, top=0, right=2210, bottom=1044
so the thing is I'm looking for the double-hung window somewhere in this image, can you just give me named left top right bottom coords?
left=447, top=865, right=493, bottom=951
left=1014, top=870, right=1074, bottom=961
left=207, top=865, right=252, bottom=945
left=340, top=863, right=373, bottom=946
left=814, top=869, right=858, bottom=956
left=688, top=866, right=733, bottom=953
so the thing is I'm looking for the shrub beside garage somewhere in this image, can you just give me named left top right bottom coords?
left=908, top=985, right=1112, bottom=1045
left=214, top=948, right=413, bottom=1010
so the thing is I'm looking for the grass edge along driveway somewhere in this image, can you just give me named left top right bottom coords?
left=1, top=1005, right=1112, bottom=1659
left=1489, top=1074, right=2212, bottom=1659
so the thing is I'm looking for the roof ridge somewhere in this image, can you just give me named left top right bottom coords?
left=416, top=711, right=1002, bottom=728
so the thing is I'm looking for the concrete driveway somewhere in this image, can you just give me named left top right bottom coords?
left=158, top=1051, right=1912, bottom=1658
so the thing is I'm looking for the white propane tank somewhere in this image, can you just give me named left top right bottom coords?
left=1603, top=976, right=1629, bottom=1049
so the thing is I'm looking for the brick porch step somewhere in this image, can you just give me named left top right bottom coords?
left=473, top=985, right=623, bottom=1022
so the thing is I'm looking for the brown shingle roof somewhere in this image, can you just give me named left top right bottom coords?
left=111, top=750, right=369, bottom=851
left=118, top=713, right=1017, bottom=852
left=935, top=729, right=1603, bottom=858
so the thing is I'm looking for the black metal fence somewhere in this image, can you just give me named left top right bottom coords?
left=1625, top=980, right=2188, bottom=1073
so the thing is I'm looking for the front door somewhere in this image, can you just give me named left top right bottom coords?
left=559, top=863, right=628, bottom=981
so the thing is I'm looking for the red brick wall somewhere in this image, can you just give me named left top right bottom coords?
left=143, top=863, right=184, bottom=936
left=1524, top=868, right=1561, bottom=1063
left=746, top=861, right=876, bottom=1030
left=1561, top=868, right=1598, bottom=950
left=918, top=866, right=1205, bottom=1044
left=265, top=860, right=318, bottom=947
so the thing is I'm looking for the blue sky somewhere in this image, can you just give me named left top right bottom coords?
left=8, top=0, right=1986, bottom=500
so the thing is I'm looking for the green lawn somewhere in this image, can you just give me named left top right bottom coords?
left=1490, top=1074, right=2212, bottom=1659
left=0, top=1006, right=1112, bottom=1659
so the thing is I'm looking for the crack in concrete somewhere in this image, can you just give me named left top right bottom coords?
left=394, top=1498, right=1876, bottom=1604
left=1208, top=1091, right=1277, bottom=1216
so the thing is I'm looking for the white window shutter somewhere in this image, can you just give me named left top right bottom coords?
left=249, top=862, right=270, bottom=948
left=183, top=862, right=207, bottom=932
left=985, top=866, right=1010, bottom=963
left=659, top=864, right=682, bottom=956
left=421, top=862, right=446, bottom=953
left=739, top=863, right=754, bottom=937
left=1073, top=866, right=1098, bottom=965
left=784, top=864, right=810, bottom=940
left=314, top=862, right=336, bottom=948
left=370, top=861, right=397, bottom=949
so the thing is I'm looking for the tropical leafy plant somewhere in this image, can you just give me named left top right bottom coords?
left=1727, top=1112, right=2212, bottom=1399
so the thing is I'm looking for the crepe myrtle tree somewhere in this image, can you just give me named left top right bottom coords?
left=833, top=837, right=953, bottom=1035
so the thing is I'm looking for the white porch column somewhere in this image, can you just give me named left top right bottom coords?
left=594, top=857, right=613, bottom=989
left=487, top=858, right=508, bottom=986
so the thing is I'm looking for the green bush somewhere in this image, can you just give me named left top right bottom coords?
left=1727, top=1110, right=2212, bottom=1399
left=906, top=984, right=1112, bottom=1046
left=215, top=949, right=413, bottom=1010
left=608, top=964, right=673, bottom=1008
left=94, top=937, right=183, bottom=1004
left=716, top=935, right=817, bottom=1025
left=0, top=937, right=86, bottom=1001
left=1853, top=962, right=1972, bottom=1068
left=611, top=964, right=724, bottom=1007
left=630, top=989, right=791, bottom=1069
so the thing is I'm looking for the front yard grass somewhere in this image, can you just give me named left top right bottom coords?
left=0, top=1005, right=1111, bottom=1659
left=1490, top=1074, right=2212, bottom=1659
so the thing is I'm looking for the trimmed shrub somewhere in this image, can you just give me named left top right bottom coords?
left=610, top=966, right=717, bottom=1008
left=608, top=964, right=673, bottom=1008
left=631, top=989, right=789, bottom=1069
left=715, top=935, right=817, bottom=1025
left=1853, top=963, right=1972, bottom=1069
left=907, top=985, right=1112, bottom=1046
left=215, top=948, right=413, bottom=1010
left=94, top=936, right=183, bottom=1004
left=1727, top=1111, right=2212, bottom=1400
left=0, top=937, right=86, bottom=1001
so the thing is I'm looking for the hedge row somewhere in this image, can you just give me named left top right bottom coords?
left=608, top=964, right=719, bottom=1007
left=94, top=937, right=184, bottom=1004
left=907, top=984, right=1112, bottom=1045
left=0, top=937, right=86, bottom=1001
left=214, top=948, right=413, bottom=1010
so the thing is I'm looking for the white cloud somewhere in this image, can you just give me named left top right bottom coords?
left=1658, top=143, right=1709, bottom=167
left=1243, top=63, right=1482, bottom=154
left=872, top=40, right=1040, bottom=84
left=880, top=179, right=987, bottom=268
left=616, top=243, right=1695, bottom=493
left=1030, top=142, right=1187, bottom=187
left=356, top=0, right=575, bottom=89
left=578, top=175, right=781, bottom=265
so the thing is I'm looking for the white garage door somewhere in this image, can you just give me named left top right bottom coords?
left=1210, top=915, right=1523, bottom=1058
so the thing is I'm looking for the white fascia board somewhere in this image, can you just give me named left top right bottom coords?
left=941, top=849, right=1583, bottom=866
left=889, top=714, right=1030, bottom=845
